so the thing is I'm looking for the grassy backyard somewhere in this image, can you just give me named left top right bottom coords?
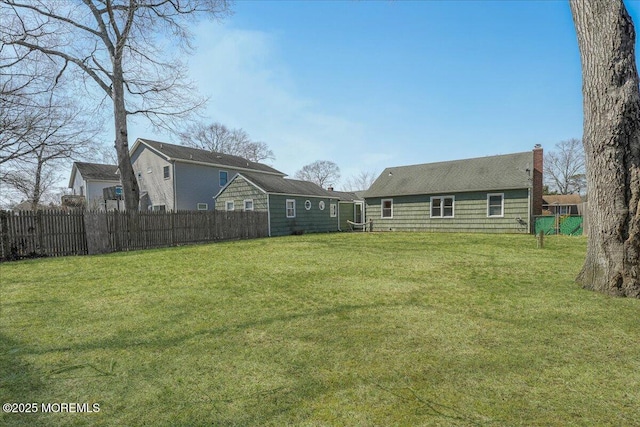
left=1, top=232, right=638, bottom=426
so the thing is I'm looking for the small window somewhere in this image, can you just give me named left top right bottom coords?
left=244, top=199, right=254, bottom=211
left=487, top=193, right=504, bottom=217
left=163, top=166, right=170, bottom=179
left=153, top=205, right=166, bottom=212
left=225, top=201, right=234, bottom=211
left=330, top=203, right=337, bottom=217
left=197, top=203, right=208, bottom=211
left=431, top=196, right=454, bottom=218
left=286, top=199, right=296, bottom=218
left=219, top=171, right=228, bottom=187
left=381, top=199, right=393, bottom=218
left=305, top=200, right=312, bottom=210
left=319, top=201, right=325, bottom=210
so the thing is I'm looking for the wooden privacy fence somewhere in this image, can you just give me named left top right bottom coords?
left=1, top=210, right=269, bottom=261
left=0, top=210, right=87, bottom=260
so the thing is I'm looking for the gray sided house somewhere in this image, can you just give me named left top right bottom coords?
left=68, top=162, right=121, bottom=210
left=215, top=172, right=341, bottom=237
left=130, top=139, right=285, bottom=211
left=364, top=147, right=543, bottom=233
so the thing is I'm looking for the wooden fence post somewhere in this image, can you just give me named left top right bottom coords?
left=84, top=211, right=112, bottom=255
left=1, top=210, right=10, bottom=259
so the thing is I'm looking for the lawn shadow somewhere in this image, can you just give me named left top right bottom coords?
left=0, top=333, right=47, bottom=426
left=15, top=301, right=495, bottom=425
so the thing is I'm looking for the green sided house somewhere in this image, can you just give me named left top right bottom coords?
left=214, top=172, right=341, bottom=237
left=364, top=146, right=543, bottom=233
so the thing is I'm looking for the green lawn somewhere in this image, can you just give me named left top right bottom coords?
left=1, top=233, right=638, bottom=426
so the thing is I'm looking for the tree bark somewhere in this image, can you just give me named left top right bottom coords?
left=570, top=0, right=640, bottom=297
left=112, top=62, right=139, bottom=212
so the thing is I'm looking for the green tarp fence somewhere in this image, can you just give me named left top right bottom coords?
left=534, top=215, right=583, bottom=236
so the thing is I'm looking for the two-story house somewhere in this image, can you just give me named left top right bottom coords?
left=68, top=162, right=121, bottom=210
left=130, top=138, right=286, bottom=211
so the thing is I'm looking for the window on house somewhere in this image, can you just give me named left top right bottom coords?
left=163, top=166, right=170, bottom=179
left=286, top=199, right=296, bottom=218
left=219, top=171, right=228, bottom=187
left=225, top=201, right=234, bottom=211
left=153, top=205, right=166, bottom=212
left=330, top=203, right=337, bottom=217
left=381, top=199, right=393, bottom=218
left=305, top=200, right=312, bottom=210
left=318, top=201, right=325, bottom=210
left=487, top=193, right=504, bottom=217
left=431, top=196, right=455, bottom=218
left=197, top=203, right=208, bottom=211
left=244, top=199, right=254, bottom=211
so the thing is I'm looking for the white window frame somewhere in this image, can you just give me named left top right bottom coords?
left=197, top=203, right=208, bottom=211
left=163, top=166, right=170, bottom=179
left=381, top=198, right=393, bottom=218
left=430, top=196, right=455, bottom=218
left=225, top=201, right=235, bottom=211
left=219, top=170, right=228, bottom=187
left=487, top=193, right=504, bottom=217
left=330, top=203, right=337, bottom=217
left=153, top=204, right=166, bottom=212
left=286, top=199, right=296, bottom=218
left=305, top=200, right=312, bottom=210
left=318, top=200, right=325, bottom=210
left=244, top=199, right=254, bottom=211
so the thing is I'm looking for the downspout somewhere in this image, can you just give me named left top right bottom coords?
left=267, top=194, right=272, bottom=237
left=528, top=187, right=532, bottom=234
left=172, top=161, right=177, bottom=211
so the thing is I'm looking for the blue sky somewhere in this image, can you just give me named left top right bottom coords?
left=130, top=0, right=640, bottom=189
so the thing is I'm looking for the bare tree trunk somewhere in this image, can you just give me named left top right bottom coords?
left=30, top=147, right=44, bottom=211
left=112, top=62, right=139, bottom=212
left=570, top=0, right=640, bottom=297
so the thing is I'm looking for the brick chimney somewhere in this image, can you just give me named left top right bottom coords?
left=327, top=186, right=334, bottom=191
left=532, top=144, right=543, bottom=216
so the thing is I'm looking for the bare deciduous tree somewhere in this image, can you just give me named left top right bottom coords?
left=571, top=0, right=640, bottom=298
left=179, top=121, right=275, bottom=163
left=1, top=94, right=97, bottom=209
left=342, top=170, right=377, bottom=192
left=544, top=138, right=586, bottom=195
left=295, top=160, right=341, bottom=189
left=1, top=0, right=231, bottom=211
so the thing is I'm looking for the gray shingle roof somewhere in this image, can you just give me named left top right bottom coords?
left=74, top=162, right=120, bottom=181
left=135, top=138, right=285, bottom=176
left=365, top=151, right=535, bottom=198
left=234, top=172, right=338, bottom=198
